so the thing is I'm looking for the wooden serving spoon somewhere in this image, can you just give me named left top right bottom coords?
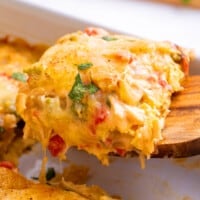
left=156, top=75, right=200, bottom=158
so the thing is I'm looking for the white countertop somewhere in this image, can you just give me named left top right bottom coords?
left=19, top=0, right=200, bottom=56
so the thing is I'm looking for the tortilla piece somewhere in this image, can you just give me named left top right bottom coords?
left=0, top=167, right=116, bottom=200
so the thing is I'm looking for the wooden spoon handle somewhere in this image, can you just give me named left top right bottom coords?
left=156, top=75, right=200, bottom=157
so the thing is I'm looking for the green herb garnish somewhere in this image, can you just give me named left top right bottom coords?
left=102, top=36, right=117, bottom=41
left=11, top=72, right=27, bottom=82
left=77, top=62, right=93, bottom=70
left=85, top=83, right=99, bottom=94
left=68, top=74, right=87, bottom=102
left=68, top=74, right=99, bottom=102
left=46, top=167, right=56, bottom=181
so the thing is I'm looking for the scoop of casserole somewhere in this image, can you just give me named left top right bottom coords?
left=16, top=27, right=190, bottom=165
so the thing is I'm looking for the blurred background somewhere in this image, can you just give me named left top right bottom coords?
left=18, top=0, right=200, bottom=57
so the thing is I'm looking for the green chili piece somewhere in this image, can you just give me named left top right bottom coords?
left=68, top=74, right=99, bottom=102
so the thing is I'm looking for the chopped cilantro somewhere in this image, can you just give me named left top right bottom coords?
left=46, top=167, right=56, bottom=181
left=77, top=62, right=93, bottom=70
left=85, top=83, right=99, bottom=94
left=68, top=74, right=99, bottom=102
left=68, top=74, right=86, bottom=102
left=11, top=72, right=27, bottom=82
left=102, top=36, right=117, bottom=41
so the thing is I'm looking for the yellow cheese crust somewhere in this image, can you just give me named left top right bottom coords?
left=0, top=167, right=115, bottom=200
left=17, top=28, right=190, bottom=164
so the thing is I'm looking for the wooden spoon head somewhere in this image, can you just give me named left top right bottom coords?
left=156, top=76, right=200, bottom=157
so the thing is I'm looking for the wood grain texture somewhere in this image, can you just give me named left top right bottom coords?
left=156, top=75, right=200, bottom=157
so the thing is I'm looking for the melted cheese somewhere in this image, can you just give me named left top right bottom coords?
left=16, top=28, right=190, bottom=164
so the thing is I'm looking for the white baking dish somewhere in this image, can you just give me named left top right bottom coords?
left=0, top=1, right=199, bottom=199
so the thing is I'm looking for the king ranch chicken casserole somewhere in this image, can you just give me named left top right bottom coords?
left=0, top=36, right=47, bottom=164
left=16, top=27, right=190, bottom=165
